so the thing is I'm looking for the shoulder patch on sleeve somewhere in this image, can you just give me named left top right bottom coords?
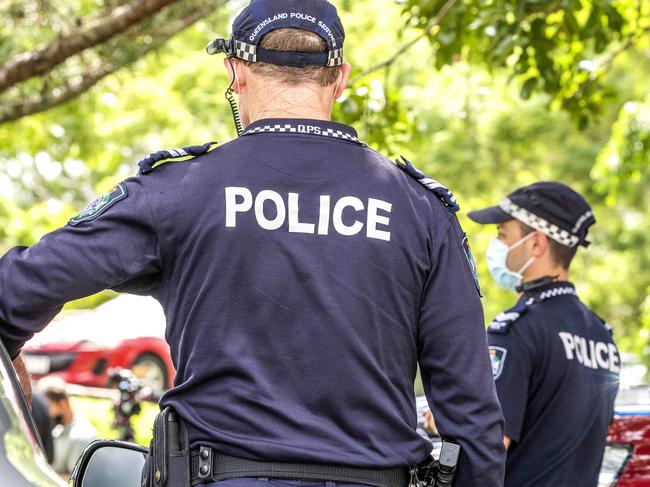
left=138, top=141, right=218, bottom=175
left=489, top=346, right=507, bottom=379
left=462, top=233, right=482, bottom=297
left=488, top=299, right=531, bottom=334
left=395, top=156, right=459, bottom=213
left=68, top=183, right=128, bottom=226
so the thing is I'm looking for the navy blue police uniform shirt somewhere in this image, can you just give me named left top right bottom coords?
left=488, top=281, right=619, bottom=487
left=0, top=118, right=505, bottom=484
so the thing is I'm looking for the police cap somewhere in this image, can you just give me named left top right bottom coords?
left=206, top=0, right=345, bottom=68
left=468, top=181, right=596, bottom=248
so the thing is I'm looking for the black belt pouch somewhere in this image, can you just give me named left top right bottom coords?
left=143, top=406, right=191, bottom=487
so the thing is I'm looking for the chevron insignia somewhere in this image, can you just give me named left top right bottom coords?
left=138, top=142, right=218, bottom=174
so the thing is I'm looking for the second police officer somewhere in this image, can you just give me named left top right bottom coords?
left=468, top=182, right=620, bottom=487
left=0, top=0, right=506, bottom=486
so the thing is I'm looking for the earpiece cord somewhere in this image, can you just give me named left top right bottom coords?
left=225, top=59, right=244, bottom=137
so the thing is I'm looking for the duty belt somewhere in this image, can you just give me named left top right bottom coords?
left=190, top=447, right=410, bottom=487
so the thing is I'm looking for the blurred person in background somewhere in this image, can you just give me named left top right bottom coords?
left=38, top=377, right=98, bottom=479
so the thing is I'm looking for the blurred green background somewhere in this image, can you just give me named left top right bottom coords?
left=0, top=0, right=648, bottom=385
left=71, top=396, right=157, bottom=446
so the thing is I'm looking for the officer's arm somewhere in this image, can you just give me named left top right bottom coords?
left=417, top=216, right=506, bottom=485
left=12, top=354, right=31, bottom=404
left=0, top=177, right=160, bottom=360
left=503, top=436, right=511, bottom=449
left=488, top=330, right=534, bottom=445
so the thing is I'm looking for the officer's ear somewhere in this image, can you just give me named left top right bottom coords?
left=531, top=231, right=550, bottom=258
left=334, top=63, right=352, bottom=100
left=223, top=58, right=246, bottom=94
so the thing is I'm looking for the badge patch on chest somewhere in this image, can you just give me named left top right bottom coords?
left=68, top=184, right=128, bottom=226
left=489, top=346, right=507, bottom=380
left=462, top=234, right=482, bottom=297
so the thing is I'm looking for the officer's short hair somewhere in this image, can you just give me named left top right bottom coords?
left=519, top=222, right=577, bottom=269
left=244, top=28, right=341, bottom=86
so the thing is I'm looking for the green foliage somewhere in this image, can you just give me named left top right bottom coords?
left=71, top=396, right=157, bottom=446
left=400, top=0, right=650, bottom=129
left=588, top=97, right=650, bottom=353
left=594, top=98, right=650, bottom=205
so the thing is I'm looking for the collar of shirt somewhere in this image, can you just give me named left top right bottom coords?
left=242, top=118, right=365, bottom=146
left=522, top=280, right=577, bottom=304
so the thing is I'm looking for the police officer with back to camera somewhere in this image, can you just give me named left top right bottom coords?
left=0, top=0, right=506, bottom=485
left=468, top=182, right=620, bottom=487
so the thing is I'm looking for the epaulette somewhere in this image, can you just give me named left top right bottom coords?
left=138, top=141, right=218, bottom=175
left=487, top=299, right=531, bottom=334
left=395, top=156, right=459, bottom=213
left=593, top=312, right=614, bottom=336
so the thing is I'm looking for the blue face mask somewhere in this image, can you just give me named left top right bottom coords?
left=486, top=234, right=536, bottom=292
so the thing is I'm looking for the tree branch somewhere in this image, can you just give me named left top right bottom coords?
left=0, top=67, right=117, bottom=125
left=348, top=0, right=459, bottom=87
left=0, top=0, right=182, bottom=94
left=0, top=4, right=213, bottom=125
left=570, top=26, right=650, bottom=102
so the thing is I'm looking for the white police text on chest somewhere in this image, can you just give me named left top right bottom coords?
left=225, top=187, right=392, bottom=241
left=558, top=331, right=620, bottom=373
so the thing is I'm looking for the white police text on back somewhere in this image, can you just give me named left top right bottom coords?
left=558, top=332, right=620, bottom=373
left=225, top=187, right=392, bottom=241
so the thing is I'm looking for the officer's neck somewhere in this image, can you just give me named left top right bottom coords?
left=250, top=107, right=332, bottom=124
left=245, top=82, right=335, bottom=125
left=522, top=260, right=569, bottom=285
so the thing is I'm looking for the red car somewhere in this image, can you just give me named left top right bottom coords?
left=602, top=388, right=650, bottom=486
left=22, top=294, right=175, bottom=395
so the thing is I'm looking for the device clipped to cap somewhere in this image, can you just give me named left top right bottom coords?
left=206, top=38, right=234, bottom=57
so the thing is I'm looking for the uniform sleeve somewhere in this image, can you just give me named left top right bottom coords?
left=488, top=329, right=533, bottom=443
left=0, top=177, right=161, bottom=359
left=417, top=216, right=506, bottom=486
